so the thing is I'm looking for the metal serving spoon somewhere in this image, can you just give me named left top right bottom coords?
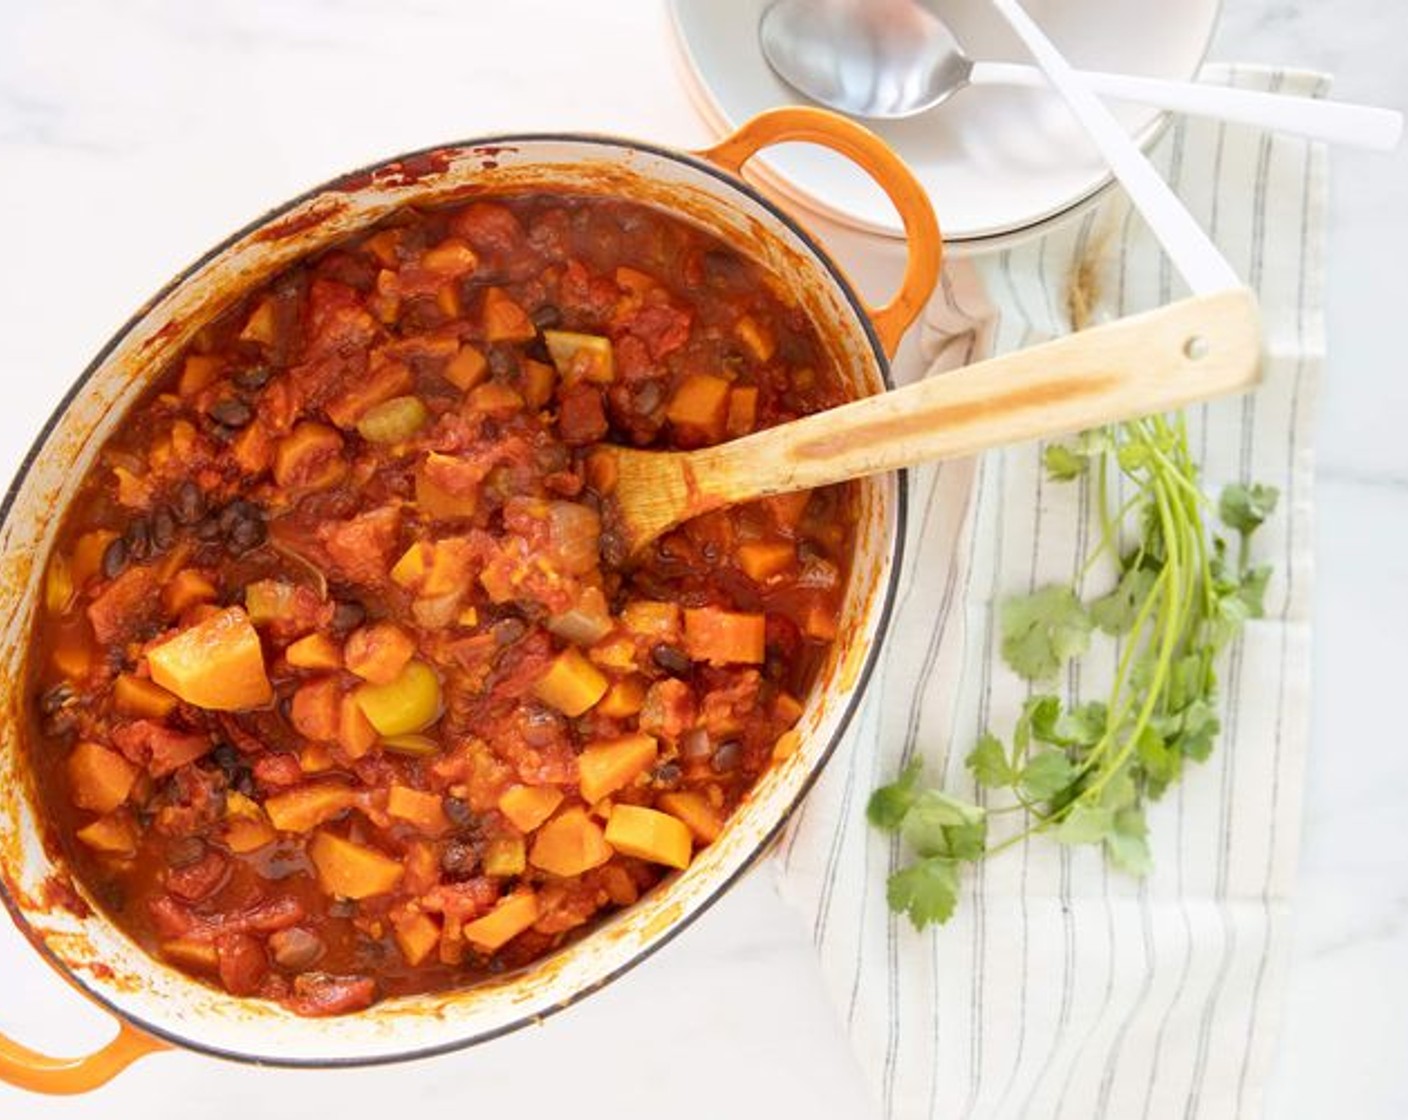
left=759, top=0, right=1402, bottom=150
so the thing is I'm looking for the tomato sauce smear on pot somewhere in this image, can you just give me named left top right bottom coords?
left=25, top=194, right=856, bottom=1016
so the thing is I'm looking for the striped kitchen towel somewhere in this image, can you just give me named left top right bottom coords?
left=775, top=64, right=1327, bottom=1120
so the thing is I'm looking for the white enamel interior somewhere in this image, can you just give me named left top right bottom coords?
left=0, top=135, right=901, bottom=1066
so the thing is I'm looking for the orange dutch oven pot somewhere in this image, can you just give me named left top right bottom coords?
left=0, top=107, right=940, bottom=1092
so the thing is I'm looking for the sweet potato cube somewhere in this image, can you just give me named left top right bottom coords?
left=224, top=814, right=276, bottom=854
left=286, top=633, right=343, bottom=671
left=533, top=647, right=608, bottom=717
left=415, top=459, right=480, bottom=520
left=799, top=601, right=840, bottom=641
left=595, top=675, right=647, bottom=719
left=604, top=804, right=693, bottom=870
left=310, top=831, right=404, bottom=900
left=290, top=677, right=341, bottom=742
left=113, top=674, right=179, bottom=719
left=762, top=491, right=811, bottom=531
left=578, top=735, right=657, bottom=805
left=736, top=541, right=794, bottom=583
left=394, top=912, right=442, bottom=967
left=300, top=742, right=336, bottom=774
left=462, top=891, right=540, bottom=953
left=465, top=381, right=524, bottom=415
left=498, top=785, right=564, bottom=833
left=67, top=741, right=139, bottom=814
left=482, top=287, right=536, bottom=342
left=666, top=374, right=731, bottom=443
left=162, top=569, right=217, bottom=617
left=521, top=359, right=557, bottom=409
left=421, top=238, right=479, bottom=277
left=444, top=344, right=489, bottom=392
left=265, top=782, right=358, bottom=833
left=338, top=693, right=379, bottom=760
left=162, top=939, right=219, bottom=972
left=273, top=422, right=347, bottom=493
left=529, top=807, right=613, bottom=877
left=240, top=297, right=278, bottom=346
left=345, top=622, right=416, bottom=684
left=657, top=791, right=724, bottom=844
left=50, top=631, right=95, bottom=680
left=620, top=601, right=681, bottom=640
left=734, top=315, right=776, bottom=362
left=774, top=691, right=805, bottom=725
left=683, top=608, right=766, bottom=665
left=726, top=385, right=759, bottom=437
left=178, top=354, right=223, bottom=396
left=386, top=785, right=450, bottom=834
left=76, top=812, right=139, bottom=856
left=482, top=835, right=526, bottom=877
left=147, top=607, right=272, bottom=711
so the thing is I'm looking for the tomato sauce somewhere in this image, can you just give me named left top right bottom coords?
left=25, top=194, right=856, bottom=1016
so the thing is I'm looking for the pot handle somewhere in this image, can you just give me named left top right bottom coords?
left=696, top=106, right=943, bottom=359
left=0, top=1020, right=167, bottom=1095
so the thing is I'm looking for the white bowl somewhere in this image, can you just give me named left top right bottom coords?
left=670, top=0, right=1221, bottom=249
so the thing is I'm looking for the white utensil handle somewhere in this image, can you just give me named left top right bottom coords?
left=987, top=0, right=1240, bottom=295
left=971, top=62, right=1404, bottom=152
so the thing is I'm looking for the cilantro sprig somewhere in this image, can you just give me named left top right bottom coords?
left=869, top=415, right=1278, bottom=931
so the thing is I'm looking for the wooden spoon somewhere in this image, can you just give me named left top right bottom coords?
left=593, top=288, right=1260, bottom=559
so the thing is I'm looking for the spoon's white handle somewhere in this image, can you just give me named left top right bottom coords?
left=987, top=0, right=1239, bottom=295
left=971, top=61, right=1404, bottom=151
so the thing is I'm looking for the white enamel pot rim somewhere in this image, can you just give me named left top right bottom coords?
left=0, top=107, right=941, bottom=1088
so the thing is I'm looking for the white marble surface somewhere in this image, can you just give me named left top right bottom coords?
left=0, top=2, right=1402, bottom=1116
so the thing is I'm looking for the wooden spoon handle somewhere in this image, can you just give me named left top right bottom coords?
left=691, top=288, right=1261, bottom=505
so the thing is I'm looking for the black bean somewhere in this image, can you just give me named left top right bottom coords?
left=531, top=302, right=562, bottom=330
left=195, top=516, right=223, bottom=542
left=328, top=899, right=357, bottom=918
left=487, top=346, right=517, bottom=378
left=650, top=643, right=692, bottom=676
left=703, top=249, right=745, bottom=287
left=234, top=364, right=272, bottom=391
left=40, top=682, right=76, bottom=715
left=173, top=480, right=206, bottom=525
left=101, top=536, right=128, bottom=579
left=710, top=739, right=744, bottom=774
left=166, top=836, right=206, bottom=868
left=442, top=797, right=474, bottom=829
left=150, top=507, right=177, bottom=551
left=651, top=761, right=683, bottom=789
left=124, top=517, right=151, bottom=561
left=331, top=600, right=367, bottom=633
left=441, top=839, right=479, bottom=879
left=226, top=516, right=266, bottom=556
left=634, top=380, right=664, bottom=414
left=492, top=618, right=527, bottom=647
left=269, top=927, right=324, bottom=971
left=208, top=398, right=253, bottom=429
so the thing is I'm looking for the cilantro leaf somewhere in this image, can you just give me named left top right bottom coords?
left=1020, top=749, right=1077, bottom=802
left=887, top=857, right=961, bottom=930
left=1173, top=699, right=1220, bottom=762
left=1219, top=483, right=1280, bottom=536
left=1043, top=443, right=1087, bottom=481
left=866, top=759, right=923, bottom=832
left=1089, top=565, right=1158, bottom=636
left=901, top=790, right=986, bottom=860
left=1031, top=698, right=1107, bottom=748
left=1104, top=808, right=1153, bottom=876
left=1054, top=803, right=1115, bottom=845
left=1000, top=586, right=1093, bottom=682
left=967, top=733, right=1016, bottom=789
